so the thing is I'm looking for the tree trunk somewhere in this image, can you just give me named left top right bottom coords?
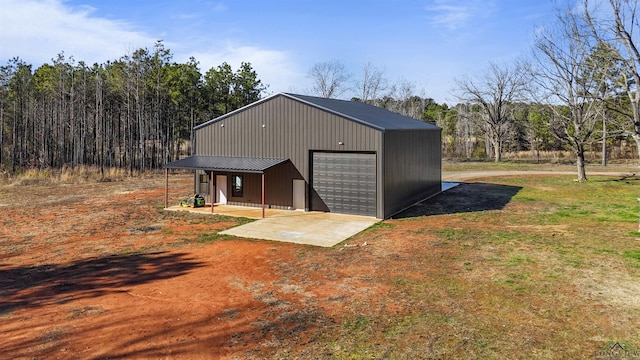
left=632, top=133, right=640, bottom=167
left=485, top=133, right=492, bottom=160
left=492, top=131, right=502, bottom=162
left=576, top=147, right=587, bottom=182
left=601, top=116, right=606, bottom=166
left=493, top=141, right=502, bottom=162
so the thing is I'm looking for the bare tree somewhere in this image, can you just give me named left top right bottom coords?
left=454, top=61, right=529, bottom=162
left=455, top=103, right=480, bottom=159
left=584, top=0, right=640, bottom=166
left=532, top=4, right=609, bottom=182
left=307, top=60, right=351, bottom=98
left=381, top=80, right=433, bottom=119
left=354, top=61, right=387, bottom=103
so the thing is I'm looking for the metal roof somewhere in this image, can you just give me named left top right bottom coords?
left=283, top=93, right=440, bottom=131
left=194, top=93, right=441, bottom=132
left=164, top=156, right=288, bottom=173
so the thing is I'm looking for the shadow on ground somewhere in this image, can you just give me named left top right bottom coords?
left=3, top=294, right=330, bottom=359
left=0, top=252, right=203, bottom=314
left=591, top=174, right=639, bottom=183
left=394, top=182, right=522, bottom=218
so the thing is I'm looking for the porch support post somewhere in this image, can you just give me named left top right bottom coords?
left=210, top=171, right=215, bottom=213
left=164, top=168, right=168, bottom=208
left=261, top=172, right=265, bottom=218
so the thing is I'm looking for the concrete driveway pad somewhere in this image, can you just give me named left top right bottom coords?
left=220, top=211, right=380, bottom=247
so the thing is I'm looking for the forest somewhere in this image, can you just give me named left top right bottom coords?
left=2, top=1, right=640, bottom=179
left=0, top=41, right=265, bottom=175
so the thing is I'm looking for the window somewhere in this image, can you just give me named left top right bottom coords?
left=231, top=175, right=243, bottom=197
left=199, top=174, right=209, bottom=183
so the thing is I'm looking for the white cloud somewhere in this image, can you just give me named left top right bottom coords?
left=426, top=0, right=495, bottom=30
left=0, top=0, right=304, bottom=94
left=0, top=0, right=155, bottom=65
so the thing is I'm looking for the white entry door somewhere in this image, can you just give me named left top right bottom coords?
left=293, top=179, right=306, bottom=210
left=216, top=175, right=227, bottom=204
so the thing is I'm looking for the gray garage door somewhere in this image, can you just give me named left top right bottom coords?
left=311, top=152, right=376, bottom=217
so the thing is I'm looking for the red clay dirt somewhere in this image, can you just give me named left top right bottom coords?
left=2, top=172, right=636, bottom=359
left=0, top=174, right=388, bottom=359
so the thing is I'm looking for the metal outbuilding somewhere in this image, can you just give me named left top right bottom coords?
left=165, top=93, right=441, bottom=219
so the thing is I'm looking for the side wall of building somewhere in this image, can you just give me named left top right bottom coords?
left=383, top=128, right=442, bottom=218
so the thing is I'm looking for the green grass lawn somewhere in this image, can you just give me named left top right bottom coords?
left=283, top=173, right=640, bottom=359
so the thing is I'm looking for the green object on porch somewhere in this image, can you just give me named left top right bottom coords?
left=179, top=194, right=205, bottom=208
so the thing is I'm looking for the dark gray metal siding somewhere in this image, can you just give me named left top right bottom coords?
left=195, top=95, right=384, bottom=217
left=311, top=152, right=376, bottom=216
left=383, top=128, right=442, bottom=217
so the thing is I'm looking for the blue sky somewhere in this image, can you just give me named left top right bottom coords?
left=0, top=0, right=557, bottom=103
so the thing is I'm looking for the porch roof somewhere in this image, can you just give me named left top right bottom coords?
left=164, top=155, right=288, bottom=173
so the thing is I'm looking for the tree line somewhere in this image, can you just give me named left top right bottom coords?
left=0, top=41, right=265, bottom=175
left=3, top=0, right=640, bottom=181
left=453, top=0, right=640, bottom=181
left=308, top=57, right=636, bottom=178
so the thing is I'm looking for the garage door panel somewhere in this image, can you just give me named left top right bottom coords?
left=311, top=152, right=376, bottom=217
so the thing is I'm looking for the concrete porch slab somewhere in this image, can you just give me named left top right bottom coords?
left=219, top=211, right=380, bottom=247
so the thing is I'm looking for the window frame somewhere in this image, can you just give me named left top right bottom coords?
left=231, top=175, right=244, bottom=197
